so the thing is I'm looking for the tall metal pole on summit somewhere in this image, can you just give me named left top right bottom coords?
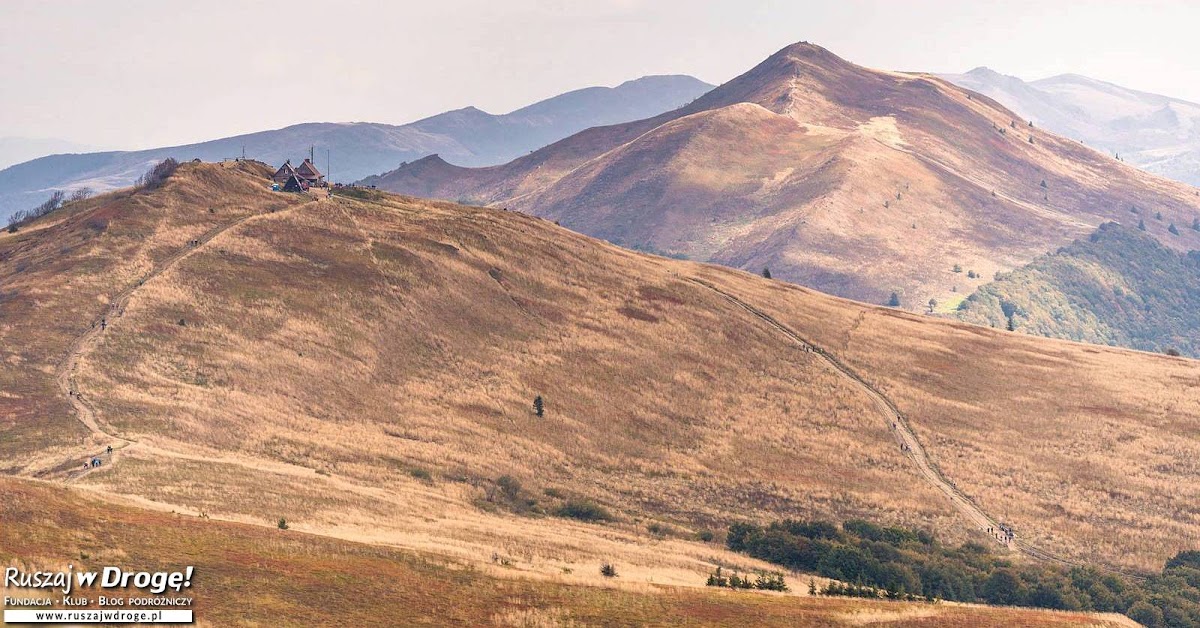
left=326, top=149, right=331, bottom=184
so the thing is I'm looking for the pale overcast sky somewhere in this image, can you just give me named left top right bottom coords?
left=3, top=0, right=1199, bottom=150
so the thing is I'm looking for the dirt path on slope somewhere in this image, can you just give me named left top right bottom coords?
left=685, top=276, right=1143, bottom=580
left=56, top=196, right=316, bottom=482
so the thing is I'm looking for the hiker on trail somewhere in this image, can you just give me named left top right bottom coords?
left=100, top=318, right=106, bottom=330
left=106, top=445, right=113, bottom=455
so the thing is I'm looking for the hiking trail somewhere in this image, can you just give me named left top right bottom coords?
left=57, top=196, right=317, bottom=483
left=686, top=276, right=1143, bottom=580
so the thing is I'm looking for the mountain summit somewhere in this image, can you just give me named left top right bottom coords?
left=365, top=42, right=1200, bottom=308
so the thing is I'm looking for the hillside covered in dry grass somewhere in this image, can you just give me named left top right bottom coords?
left=1, top=161, right=1198, bottom=623
left=1, top=476, right=1133, bottom=627
left=366, top=42, right=1200, bottom=315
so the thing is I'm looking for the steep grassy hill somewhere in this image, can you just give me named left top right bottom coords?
left=958, top=221, right=1200, bottom=356
left=366, top=42, right=1200, bottom=313
left=4, top=162, right=1200, bottom=606
left=0, top=162, right=959, bottom=590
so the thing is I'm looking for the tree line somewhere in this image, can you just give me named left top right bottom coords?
left=6, top=188, right=91, bottom=231
left=725, top=518, right=1200, bottom=627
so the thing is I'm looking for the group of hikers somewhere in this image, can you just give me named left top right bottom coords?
left=91, top=303, right=123, bottom=330
left=891, top=422, right=912, bottom=452
left=987, top=524, right=1015, bottom=544
left=81, top=445, right=114, bottom=472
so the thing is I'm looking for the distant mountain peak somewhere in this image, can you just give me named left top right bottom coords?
left=615, top=74, right=711, bottom=88
left=965, top=66, right=1004, bottom=77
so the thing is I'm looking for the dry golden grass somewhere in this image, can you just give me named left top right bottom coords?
left=0, top=161, right=300, bottom=473
left=57, top=167, right=957, bottom=542
left=0, top=476, right=1134, bottom=627
left=698, top=264, right=1200, bottom=572
left=2, top=160, right=1198, bottom=611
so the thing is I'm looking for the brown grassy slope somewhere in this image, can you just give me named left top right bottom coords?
left=0, top=478, right=1132, bottom=628
left=0, top=160, right=301, bottom=472
left=7, top=164, right=1200, bottom=576
left=61, top=165, right=954, bottom=539
left=695, top=265, right=1200, bottom=572
left=368, top=42, right=1200, bottom=309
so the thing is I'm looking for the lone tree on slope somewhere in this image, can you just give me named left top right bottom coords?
left=887, top=292, right=901, bottom=308
left=533, top=395, right=544, bottom=417
left=927, top=298, right=937, bottom=313
left=761, top=267, right=772, bottom=279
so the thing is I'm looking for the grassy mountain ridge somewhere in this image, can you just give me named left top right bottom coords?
left=369, top=42, right=1200, bottom=313
left=3, top=161, right=1200, bottom=608
left=958, top=221, right=1200, bottom=356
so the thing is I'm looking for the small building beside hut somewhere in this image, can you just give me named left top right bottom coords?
left=280, top=174, right=309, bottom=193
left=272, top=158, right=325, bottom=190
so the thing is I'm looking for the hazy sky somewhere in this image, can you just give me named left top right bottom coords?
left=4, top=0, right=1200, bottom=150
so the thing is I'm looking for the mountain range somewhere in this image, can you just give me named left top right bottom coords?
left=10, top=38, right=1200, bottom=622
left=0, top=75, right=711, bottom=221
left=365, top=42, right=1200, bottom=314
left=0, top=136, right=97, bottom=170
left=942, top=67, right=1200, bottom=187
